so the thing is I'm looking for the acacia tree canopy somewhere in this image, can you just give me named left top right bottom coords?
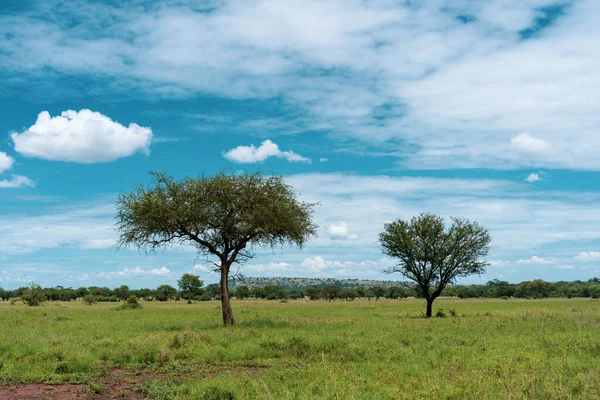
left=380, top=213, right=491, bottom=317
left=116, top=171, right=317, bottom=326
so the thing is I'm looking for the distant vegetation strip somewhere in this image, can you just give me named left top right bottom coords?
left=2, top=277, right=600, bottom=305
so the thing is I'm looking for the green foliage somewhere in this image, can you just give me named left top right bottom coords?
left=178, top=273, right=204, bottom=302
left=116, top=171, right=317, bottom=326
left=155, top=285, right=178, bottom=301
left=119, top=296, right=143, bottom=310
left=380, top=213, right=491, bottom=316
left=199, top=386, right=236, bottom=400
left=146, top=379, right=178, bottom=400
left=21, top=283, right=46, bottom=306
left=82, top=294, right=97, bottom=305
left=321, top=285, right=343, bottom=301
left=88, top=382, right=103, bottom=394
left=234, top=285, right=250, bottom=299
left=114, top=285, right=130, bottom=301
left=116, top=171, right=317, bottom=257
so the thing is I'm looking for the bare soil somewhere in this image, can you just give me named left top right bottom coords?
left=0, top=369, right=170, bottom=400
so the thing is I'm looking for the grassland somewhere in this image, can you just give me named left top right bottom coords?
left=1, top=298, right=600, bottom=399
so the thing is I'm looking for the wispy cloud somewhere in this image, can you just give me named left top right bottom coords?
left=0, top=175, right=36, bottom=189
left=2, top=0, right=599, bottom=169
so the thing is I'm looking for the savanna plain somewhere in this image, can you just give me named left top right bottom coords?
left=1, top=298, right=600, bottom=400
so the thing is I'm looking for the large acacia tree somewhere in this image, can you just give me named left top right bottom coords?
left=379, top=213, right=491, bottom=317
left=116, top=171, right=317, bottom=326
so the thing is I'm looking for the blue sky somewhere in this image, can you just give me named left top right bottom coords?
left=1, top=0, right=600, bottom=289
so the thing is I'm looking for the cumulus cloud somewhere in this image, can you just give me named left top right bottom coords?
left=326, top=221, right=359, bottom=241
left=517, top=256, right=557, bottom=265
left=0, top=175, right=35, bottom=189
left=525, top=173, right=543, bottom=183
left=224, top=139, right=310, bottom=164
left=11, top=110, right=153, bottom=163
left=319, top=157, right=328, bottom=163
left=0, top=152, right=14, bottom=173
left=574, top=252, right=600, bottom=262
left=151, top=267, right=171, bottom=276
left=511, top=133, right=554, bottom=159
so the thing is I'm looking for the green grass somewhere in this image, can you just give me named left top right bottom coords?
left=1, top=298, right=600, bottom=399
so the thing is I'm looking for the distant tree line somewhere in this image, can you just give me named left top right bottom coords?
left=2, top=277, right=600, bottom=305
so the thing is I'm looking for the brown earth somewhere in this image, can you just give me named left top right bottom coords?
left=0, top=369, right=170, bottom=400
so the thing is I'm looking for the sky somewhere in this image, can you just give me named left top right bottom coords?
left=1, top=0, right=599, bottom=289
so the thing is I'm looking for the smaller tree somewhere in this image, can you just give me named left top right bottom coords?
left=304, top=287, right=321, bottom=300
left=0, top=288, right=7, bottom=301
left=321, top=285, right=343, bottom=302
left=178, top=274, right=204, bottom=303
left=380, top=213, right=491, bottom=317
left=114, top=285, right=131, bottom=301
left=205, top=284, right=221, bottom=299
left=371, top=286, right=385, bottom=301
left=235, top=285, right=250, bottom=299
left=155, top=284, right=178, bottom=301
left=22, top=283, right=46, bottom=306
left=83, top=294, right=97, bottom=305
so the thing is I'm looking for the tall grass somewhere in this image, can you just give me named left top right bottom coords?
left=1, top=298, right=599, bottom=399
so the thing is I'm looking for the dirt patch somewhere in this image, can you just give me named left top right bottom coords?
left=0, top=382, right=145, bottom=400
left=0, top=369, right=155, bottom=400
left=0, top=364, right=269, bottom=399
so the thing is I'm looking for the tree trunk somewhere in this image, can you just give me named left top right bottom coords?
left=220, top=264, right=235, bottom=326
left=425, top=297, right=434, bottom=318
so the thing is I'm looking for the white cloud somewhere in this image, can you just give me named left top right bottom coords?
left=511, top=133, right=554, bottom=159
left=517, top=256, right=558, bottom=265
left=0, top=202, right=116, bottom=254
left=0, top=152, right=14, bottom=173
left=555, top=264, right=575, bottom=270
left=574, top=252, right=600, bottom=262
left=224, top=139, right=310, bottom=163
left=299, top=256, right=395, bottom=275
left=96, top=266, right=171, bottom=279
left=326, top=221, right=359, bottom=241
left=192, top=265, right=214, bottom=274
left=319, top=157, right=328, bottom=163
left=151, top=267, right=171, bottom=276
left=525, top=173, right=542, bottom=183
left=0, top=175, right=35, bottom=189
left=11, top=110, right=152, bottom=163
left=5, top=0, right=600, bottom=169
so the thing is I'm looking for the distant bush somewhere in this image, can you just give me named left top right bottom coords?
left=119, top=296, right=142, bottom=310
left=197, top=294, right=212, bottom=301
left=435, top=309, right=446, bottom=318
left=22, top=283, right=46, bottom=306
left=83, top=294, right=97, bottom=305
left=449, top=309, right=458, bottom=317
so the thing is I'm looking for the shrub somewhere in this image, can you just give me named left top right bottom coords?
left=199, top=386, right=235, bottom=400
left=83, top=294, right=97, bottom=305
left=119, top=296, right=142, bottom=310
left=146, top=380, right=177, bottom=400
left=435, top=309, right=446, bottom=318
left=449, top=309, right=458, bottom=317
left=88, top=382, right=103, bottom=395
left=22, top=283, right=46, bottom=306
